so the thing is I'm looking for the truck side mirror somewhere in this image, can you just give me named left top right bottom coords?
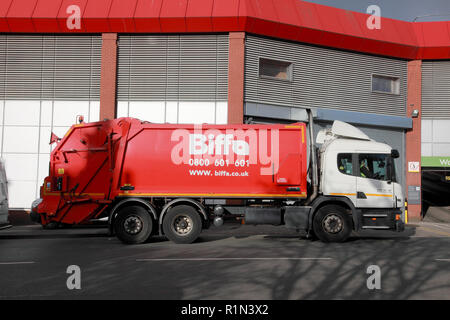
left=391, top=149, right=400, bottom=159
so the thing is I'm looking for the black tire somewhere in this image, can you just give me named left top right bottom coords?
left=312, top=205, right=352, bottom=243
left=162, top=205, right=202, bottom=244
left=114, top=205, right=153, bottom=244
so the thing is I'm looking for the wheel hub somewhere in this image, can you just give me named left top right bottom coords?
left=173, top=215, right=193, bottom=235
left=123, top=216, right=143, bottom=235
left=322, top=214, right=343, bottom=234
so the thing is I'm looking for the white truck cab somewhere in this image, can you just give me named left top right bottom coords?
left=310, top=121, right=404, bottom=238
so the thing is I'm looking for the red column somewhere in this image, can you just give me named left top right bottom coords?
left=406, top=60, right=422, bottom=221
left=100, top=33, right=118, bottom=120
left=227, top=32, right=245, bottom=124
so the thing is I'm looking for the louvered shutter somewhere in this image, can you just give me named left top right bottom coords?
left=245, top=36, right=407, bottom=117
left=422, top=61, right=450, bottom=119
left=0, top=35, right=101, bottom=101
left=117, top=34, right=228, bottom=102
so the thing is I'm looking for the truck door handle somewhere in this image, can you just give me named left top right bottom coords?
left=357, top=192, right=367, bottom=199
left=286, top=187, right=300, bottom=192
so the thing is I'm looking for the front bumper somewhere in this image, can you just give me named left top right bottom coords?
left=395, top=219, right=405, bottom=232
left=359, top=209, right=405, bottom=232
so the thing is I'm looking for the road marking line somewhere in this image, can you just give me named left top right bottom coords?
left=136, top=257, right=333, bottom=262
left=420, top=226, right=450, bottom=237
left=0, top=262, right=36, bottom=265
left=435, top=259, right=450, bottom=262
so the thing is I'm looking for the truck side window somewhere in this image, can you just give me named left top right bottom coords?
left=337, top=154, right=353, bottom=176
left=358, top=154, right=388, bottom=180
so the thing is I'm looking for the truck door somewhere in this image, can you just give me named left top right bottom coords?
left=355, top=153, right=394, bottom=208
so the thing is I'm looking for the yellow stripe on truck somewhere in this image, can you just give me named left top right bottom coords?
left=119, top=192, right=307, bottom=198
left=330, top=193, right=392, bottom=197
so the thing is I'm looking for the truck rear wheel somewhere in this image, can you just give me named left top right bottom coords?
left=313, top=205, right=352, bottom=243
left=163, top=205, right=202, bottom=244
left=114, top=205, right=153, bottom=244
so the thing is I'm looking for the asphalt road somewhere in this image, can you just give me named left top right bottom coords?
left=0, top=222, right=449, bottom=300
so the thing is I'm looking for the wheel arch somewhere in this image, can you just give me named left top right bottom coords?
left=309, top=196, right=359, bottom=231
left=108, top=198, right=158, bottom=230
left=159, top=198, right=208, bottom=227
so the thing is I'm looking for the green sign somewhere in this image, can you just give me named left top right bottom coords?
left=421, top=156, right=450, bottom=167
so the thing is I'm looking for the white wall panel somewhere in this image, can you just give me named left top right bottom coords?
left=40, top=101, right=53, bottom=126
left=433, top=144, right=450, bottom=156
left=128, top=101, right=165, bottom=123
left=421, top=119, right=432, bottom=143
left=39, top=126, right=52, bottom=154
left=422, top=143, right=432, bottom=157
left=216, top=102, right=228, bottom=124
left=117, top=101, right=129, bottom=118
left=3, top=126, right=39, bottom=153
left=53, top=101, right=90, bottom=126
left=0, top=101, right=4, bottom=124
left=432, top=120, right=450, bottom=143
left=3, top=154, right=38, bottom=181
left=37, top=153, right=50, bottom=186
left=4, top=100, right=40, bottom=126
left=165, top=102, right=178, bottom=123
left=421, top=119, right=450, bottom=157
left=178, top=102, right=216, bottom=124
left=89, top=101, right=100, bottom=122
left=7, top=181, right=36, bottom=209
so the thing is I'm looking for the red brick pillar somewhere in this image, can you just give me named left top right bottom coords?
left=100, top=33, right=118, bottom=120
left=228, top=32, right=245, bottom=124
left=406, top=60, right=422, bottom=221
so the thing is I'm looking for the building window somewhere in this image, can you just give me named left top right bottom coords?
left=372, top=74, right=400, bottom=95
left=259, top=58, right=292, bottom=81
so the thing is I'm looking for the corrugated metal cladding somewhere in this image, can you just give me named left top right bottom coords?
left=245, top=35, right=407, bottom=117
left=117, top=34, right=228, bottom=101
left=0, top=35, right=101, bottom=100
left=422, top=61, right=450, bottom=119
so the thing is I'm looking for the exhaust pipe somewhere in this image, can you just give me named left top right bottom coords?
left=305, top=109, right=318, bottom=206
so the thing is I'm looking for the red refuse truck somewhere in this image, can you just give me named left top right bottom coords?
left=31, top=112, right=404, bottom=243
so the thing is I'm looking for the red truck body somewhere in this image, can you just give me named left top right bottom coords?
left=35, top=118, right=307, bottom=226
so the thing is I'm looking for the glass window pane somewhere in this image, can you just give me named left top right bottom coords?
left=259, top=58, right=292, bottom=81
left=372, top=75, right=399, bottom=94
left=337, top=153, right=353, bottom=175
left=358, top=154, right=389, bottom=180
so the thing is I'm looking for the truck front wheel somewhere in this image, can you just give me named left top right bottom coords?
left=163, top=205, right=202, bottom=244
left=313, top=205, right=352, bottom=243
left=114, top=206, right=153, bottom=244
